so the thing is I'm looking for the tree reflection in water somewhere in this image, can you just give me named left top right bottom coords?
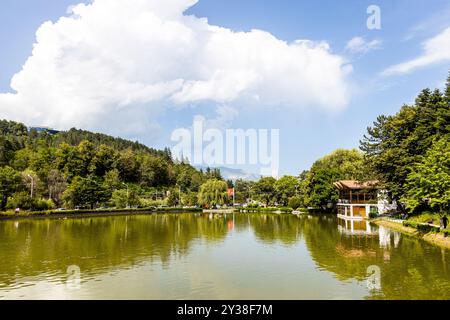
left=0, top=213, right=449, bottom=299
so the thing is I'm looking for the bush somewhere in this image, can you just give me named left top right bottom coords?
left=6, top=192, right=55, bottom=211
left=288, top=196, right=302, bottom=210
left=403, top=221, right=419, bottom=229
left=34, top=199, right=56, bottom=211
left=408, top=212, right=440, bottom=225
left=139, top=198, right=167, bottom=208
left=7, top=192, right=34, bottom=210
left=111, top=189, right=141, bottom=208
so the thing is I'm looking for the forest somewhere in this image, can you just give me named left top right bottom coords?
left=0, top=122, right=223, bottom=211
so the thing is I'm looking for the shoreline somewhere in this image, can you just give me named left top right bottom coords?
left=0, top=207, right=202, bottom=221
left=373, top=218, right=450, bottom=250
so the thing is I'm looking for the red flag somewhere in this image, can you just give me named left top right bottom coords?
left=227, top=188, right=235, bottom=197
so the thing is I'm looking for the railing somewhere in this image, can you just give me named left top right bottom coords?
left=337, top=200, right=378, bottom=205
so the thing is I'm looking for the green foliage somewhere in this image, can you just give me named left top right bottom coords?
left=0, top=166, right=21, bottom=210
left=140, top=155, right=172, bottom=187
left=7, top=191, right=34, bottom=210
left=403, top=220, right=441, bottom=233
left=361, top=75, right=450, bottom=211
left=181, top=192, right=198, bottom=207
left=403, top=220, right=419, bottom=229
left=0, top=119, right=213, bottom=212
left=301, top=149, right=370, bottom=210
left=369, top=209, right=379, bottom=219
left=254, top=177, right=276, bottom=206
left=111, top=188, right=140, bottom=209
left=274, top=176, right=299, bottom=206
left=167, top=189, right=181, bottom=207
left=234, top=179, right=256, bottom=204
left=198, top=179, right=229, bottom=207
left=47, top=169, right=67, bottom=206
left=63, top=175, right=111, bottom=209
left=403, top=137, right=450, bottom=214
left=7, top=191, right=55, bottom=211
left=288, top=196, right=302, bottom=210
left=408, top=212, right=440, bottom=225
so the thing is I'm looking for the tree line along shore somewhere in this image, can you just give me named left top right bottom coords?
left=0, top=71, right=449, bottom=237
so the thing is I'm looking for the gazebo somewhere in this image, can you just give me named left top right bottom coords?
left=334, top=180, right=380, bottom=220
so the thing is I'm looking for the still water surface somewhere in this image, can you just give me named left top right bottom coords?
left=0, top=213, right=449, bottom=300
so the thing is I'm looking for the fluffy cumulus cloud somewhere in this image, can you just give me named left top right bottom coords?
left=383, top=27, right=450, bottom=76
left=0, top=0, right=352, bottom=135
left=345, top=37, right=382, bottom=55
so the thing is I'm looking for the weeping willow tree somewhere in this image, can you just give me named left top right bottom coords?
left=198, top=179, right=228, bottom=208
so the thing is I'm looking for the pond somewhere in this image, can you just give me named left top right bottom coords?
left=0, top=213, right=449, bottom=300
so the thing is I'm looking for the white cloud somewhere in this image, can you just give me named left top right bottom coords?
left=383, top=27, right=450, bottom=76
left=345, top=37, right=382, bottom=55
left=0, top=0, right=352, bottom=135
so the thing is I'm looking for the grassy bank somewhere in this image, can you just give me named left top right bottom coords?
left=0, top=207, right=202, bottom=220
left=373, top=218, right=450, bottom=249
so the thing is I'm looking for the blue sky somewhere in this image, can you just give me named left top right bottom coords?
left=1, top=0, right=449, bottom=176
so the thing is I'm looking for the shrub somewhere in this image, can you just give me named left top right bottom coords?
left=403, top=221, right=419, bottom=229
left=7, top=192, right=34, bottom=210
left=6, top=192, right=55, bottom=211
left=34, top=199, right=56, bottom=211
left=288, top=196, right=302, bottom=210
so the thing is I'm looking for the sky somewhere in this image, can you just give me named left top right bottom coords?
left=0, top=0, right=450, bottom=177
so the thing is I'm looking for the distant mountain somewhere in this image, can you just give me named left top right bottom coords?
left=197, top=166, right=261, bottom=182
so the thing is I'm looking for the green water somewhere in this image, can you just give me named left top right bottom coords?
left=0, top=213, right=449, bottom=300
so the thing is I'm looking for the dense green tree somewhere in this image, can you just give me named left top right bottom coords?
left=204, top=167, right=223, bottom=180
left=361, top=74, right=450, bottom=207
left=0, top=166, right=21, bottom=210
left=288, top=196, right=302, bottom=210
left=103, top=169, right=122, bottom=192
left=301, top=149, right=369, bottom=210
left=254, top=177, right=276, bottom=206
left=140, top=155, right=171, bottom=187
left=274, top=176, right=299, bottom=206
left=90, top=144, right=118, bottom=176
left=55, top=142, right=83, bottom=179
left=47, top=169, right=67, bottom=206
left=117, top=149, right=140, bottom=183
left=181, top=192, right=198, bottom=207
left=198, top=179, right=228, bottom=208
left=234, top=179, right=256, bottom=204
left=111, top=188, right=140, bottom=209
left=167, top=189, right=181, bottom=207
left=403, top=138, right=450, bottom=214
left=63, top=175, right=110, bottom=209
